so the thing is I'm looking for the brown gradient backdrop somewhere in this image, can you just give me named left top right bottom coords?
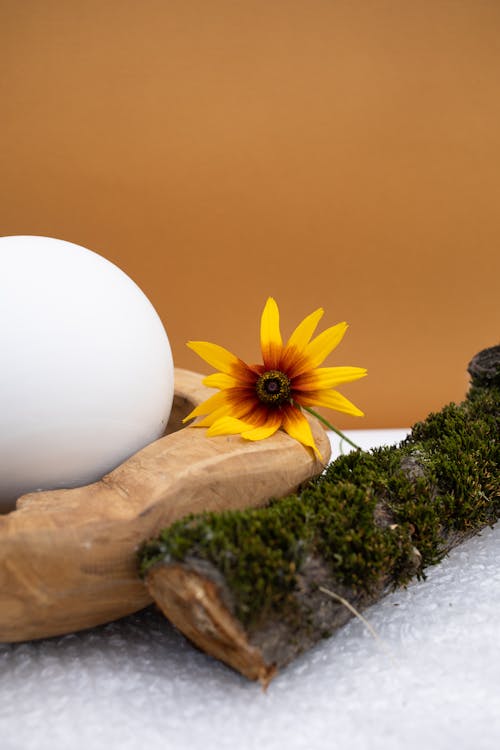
left=1, top=1, right=499, bottom=428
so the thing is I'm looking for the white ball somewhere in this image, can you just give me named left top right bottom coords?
left=0, top=236, right=174, bottom=511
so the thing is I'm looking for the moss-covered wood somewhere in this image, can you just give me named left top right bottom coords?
left=139, top=347, right=500, bottom=685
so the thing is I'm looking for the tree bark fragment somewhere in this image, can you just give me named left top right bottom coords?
left=142, top=347, right=500, bottom=686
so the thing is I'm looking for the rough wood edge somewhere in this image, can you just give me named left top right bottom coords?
left=0, top=368, right=331, bottom=642
left=141, top=349, right=500, bottom=684
left=147, top=563, right=277, bottom=687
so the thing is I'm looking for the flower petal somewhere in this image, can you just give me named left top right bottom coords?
left=285, top=307, right=324, bottom=354
left=298, top=389, right=364, bottom=417
left=187, top=341, right=239, bottom=374
left=281, top=405, right=322, bottom=458
left=241, top=423, right=281, bottom=441
left=190, top=387, right=261, bottom=426
left=293, top=366, right=367, bottom=392
left=260, top=297, right=283, bottom=369
left=206, top=416, right=255, bottom=436
left=202, top=372, right=239, bottom=389
left=230, top=359, right=261, bottom=384
left=302, top=322, right=348, bottom=370
left=182, top=390, right=229, bottom=422
left=192, top=404, right=234, bottom=427
left=241, top=409, right=283, bottom=441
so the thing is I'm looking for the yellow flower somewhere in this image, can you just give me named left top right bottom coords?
left=184, top=298, right=367, bottom=457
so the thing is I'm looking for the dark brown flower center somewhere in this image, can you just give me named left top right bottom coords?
left=255, top=370, right=291, bottom=406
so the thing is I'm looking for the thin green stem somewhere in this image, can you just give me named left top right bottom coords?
left=301, top=405, right=363, bottom=451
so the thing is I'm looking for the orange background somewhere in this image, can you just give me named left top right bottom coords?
left=1, top=1, right=499, bottom=428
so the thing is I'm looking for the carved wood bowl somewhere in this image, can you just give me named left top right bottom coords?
left=0, top=369, right=330, bottom=643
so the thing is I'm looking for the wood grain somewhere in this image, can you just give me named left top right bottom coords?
left=142, top=348, right=500, bottom=684
left=0, top=369, right=330, bottom=642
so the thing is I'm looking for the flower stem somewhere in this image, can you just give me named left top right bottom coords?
left=301, top=406, right=363, bottom=451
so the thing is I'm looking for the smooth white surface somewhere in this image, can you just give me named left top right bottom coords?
left=0, top=236, right=174, bottom=510
left=1, top=429, right=499, bottom=750
left=327, top=427, right=411, bottom=459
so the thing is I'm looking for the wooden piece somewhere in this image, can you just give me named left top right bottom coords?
left=0, top=368, right=330, bottom=642
left=146, top=559, right=384, bottom=688
left=147, top=563, right=277, bottom=686
left=143, top=350, right=500, bottom=685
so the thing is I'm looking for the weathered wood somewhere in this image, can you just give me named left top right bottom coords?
left=143, top=348, right=500, bottom=686
left=147, top=562, right=278, bottom=686
left=0, top=368, right=330, bottom=642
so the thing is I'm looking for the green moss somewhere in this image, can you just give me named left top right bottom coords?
left=140, top=501, right=311, bottom=622
left=395, top=399, right=500, bottom=554
left=139, top=385, right=499, bottom=628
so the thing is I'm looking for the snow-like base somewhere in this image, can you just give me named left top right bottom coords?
left=1, top=429, right=499, bottom=750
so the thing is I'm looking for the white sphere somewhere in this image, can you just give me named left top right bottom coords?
left=0, top=236, right=174, bottom=511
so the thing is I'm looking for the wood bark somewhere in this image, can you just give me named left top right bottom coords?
left=0, top=368, right=330, bottom=642
left=144, top=348, right=500, bottom=687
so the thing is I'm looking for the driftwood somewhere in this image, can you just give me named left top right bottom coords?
left=0, top=369, right=330, bottom=643
left=141, top=347, right=500, bottom=686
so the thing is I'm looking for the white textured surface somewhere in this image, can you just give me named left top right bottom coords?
left=1, top=430, right=499, bottom=750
